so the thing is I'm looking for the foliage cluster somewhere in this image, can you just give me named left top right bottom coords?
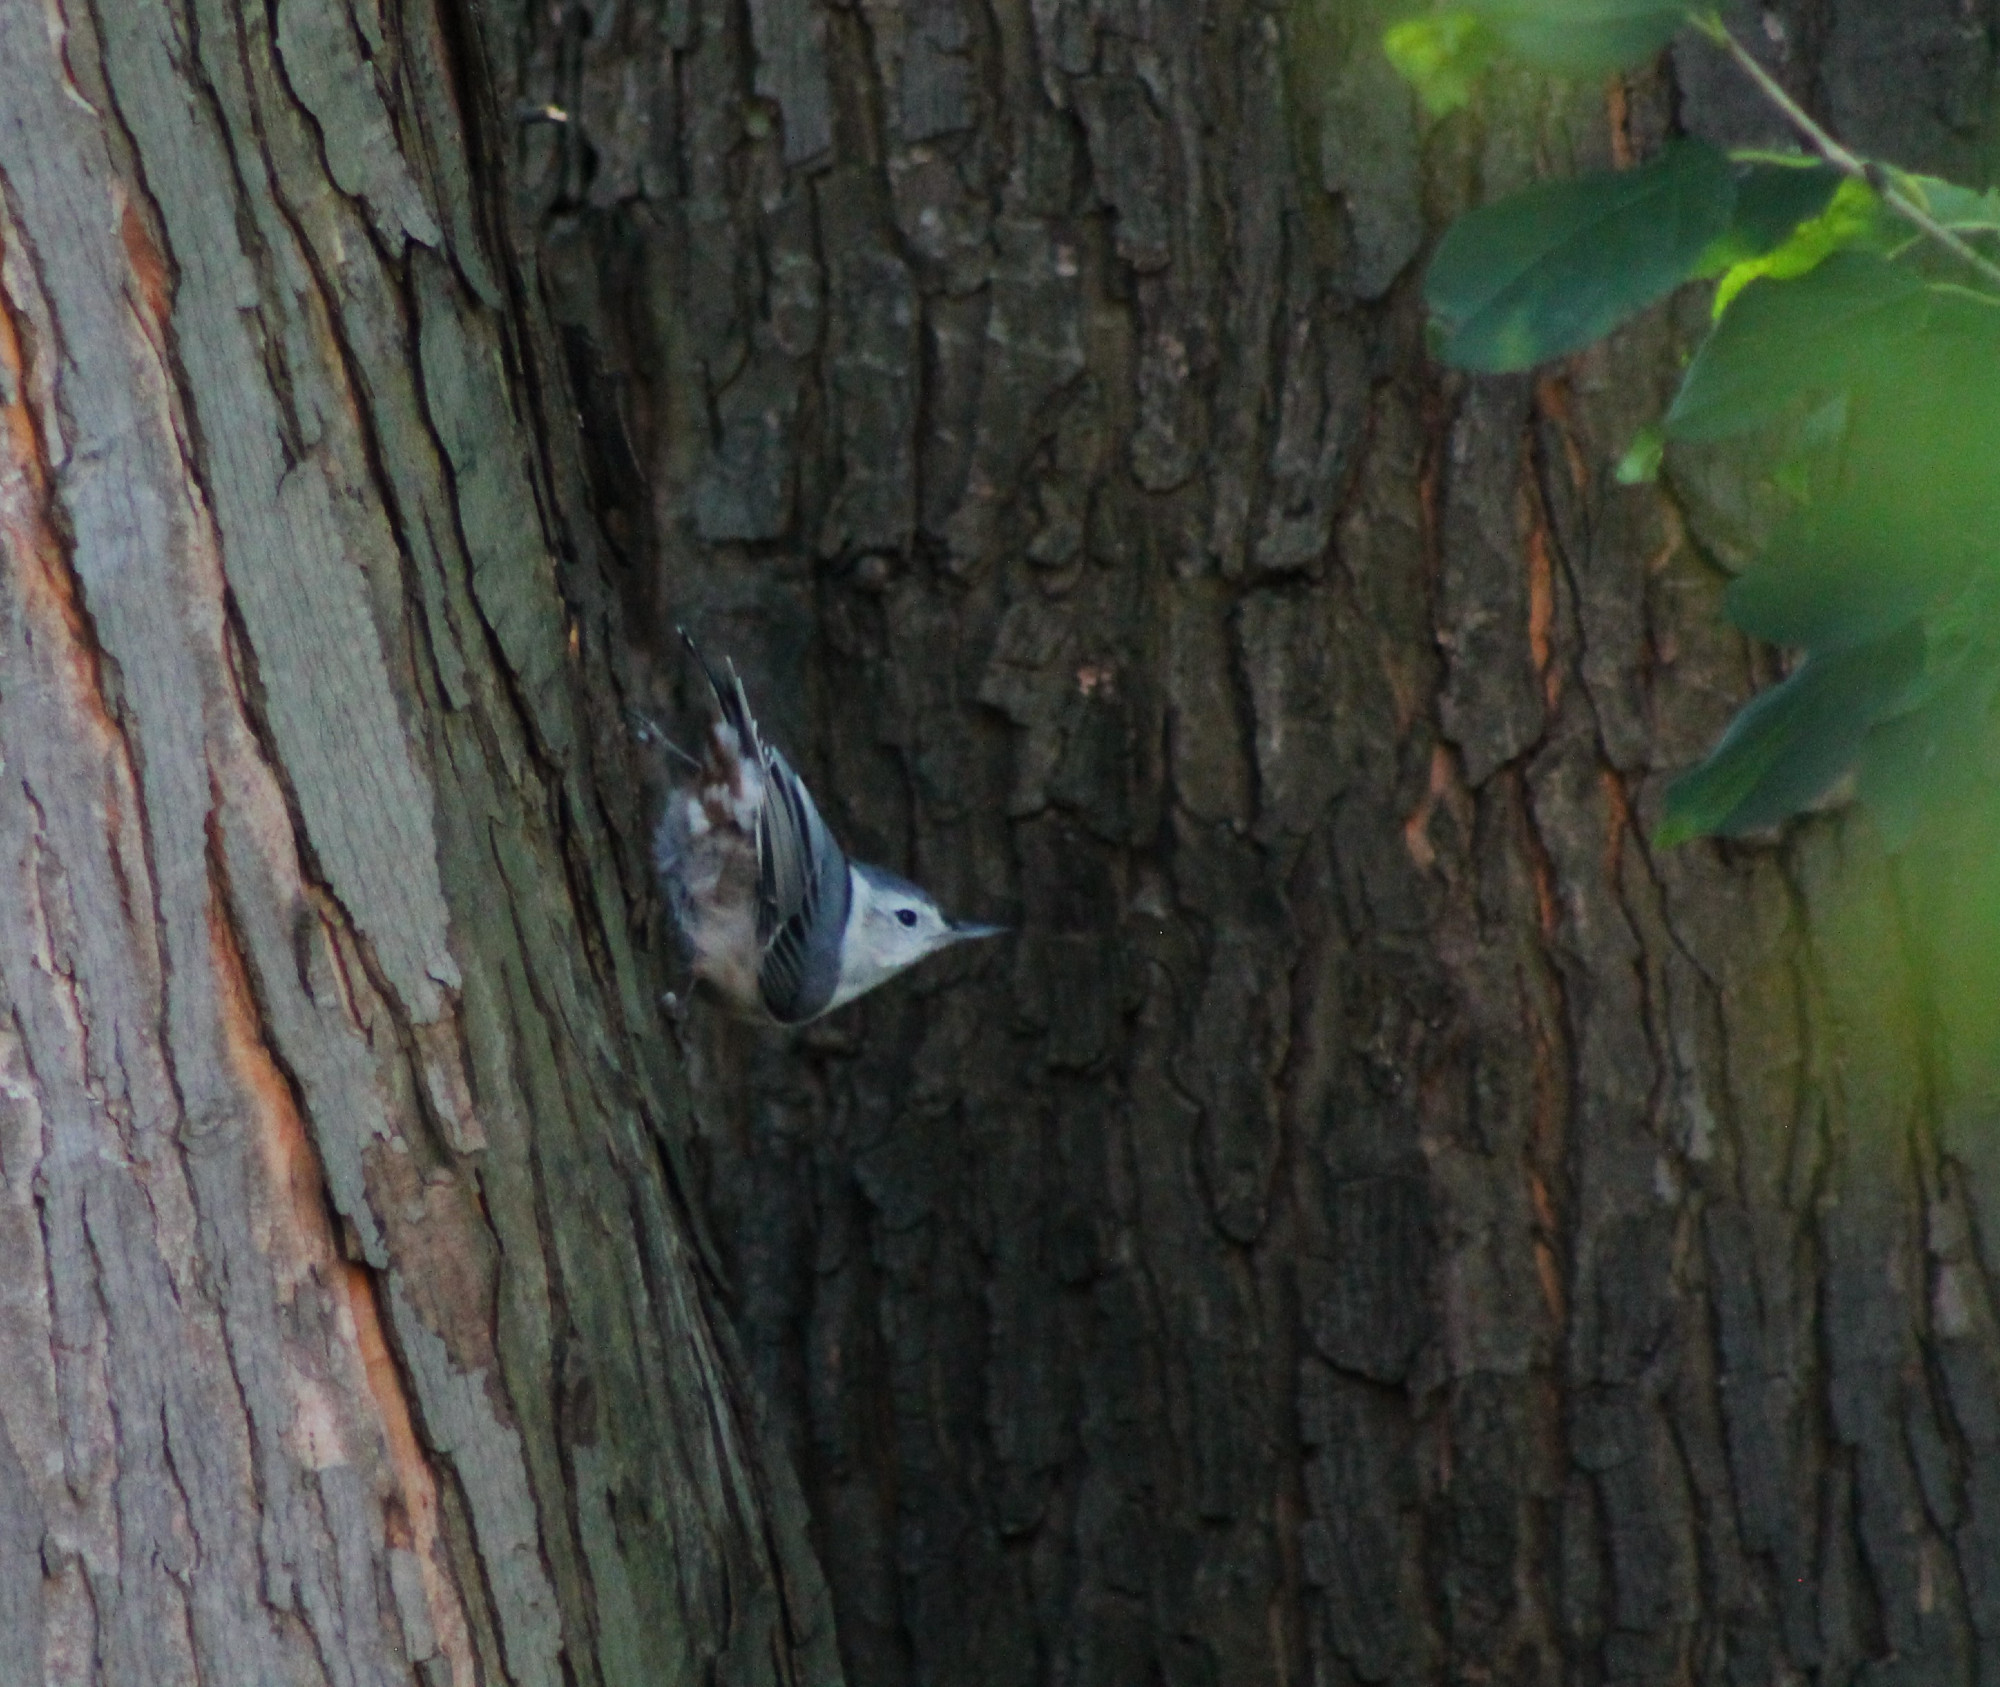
left=1386, top=2, right=2000, bottom=849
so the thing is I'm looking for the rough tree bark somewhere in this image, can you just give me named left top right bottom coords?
left=518, top=0, right=2000, bottom=1683
left=0, top=2, right=838, bottom=1683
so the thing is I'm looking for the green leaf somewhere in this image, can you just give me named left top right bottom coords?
left=1693, top=157, right=1841, bottom=275
left=1663, top=251, right=1928, bottom=441
left=1712, top=294, right=2000, bottom=651
left=1887, top=169, right=2000, bottom=233
left=1909, top=568, right=2000, bottom=701
left=1383, top=13, right=1504, bottom=116
left=1615, top=423, right=1664, bottom=483
left=1472, top=0, right=1692, bottom=73
left=1656, top=628, right=1925, bottom=845
left=1727, top=511, right=1975, bottom=650
left=1709, top=176, right=1888, bottom=314
left=1824, top=292, right=2000, bottom=575
left=1427, top=138, right=1736, bottom=371
left=1856, top=651, right=2000, bottom=850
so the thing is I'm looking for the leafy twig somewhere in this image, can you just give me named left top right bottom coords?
left=1690, top=10, right=2000, bottom=292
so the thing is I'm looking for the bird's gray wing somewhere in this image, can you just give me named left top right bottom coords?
left=677, top=626, right=850, bottom=1021
left=754, top=743, right=851, bottom=1023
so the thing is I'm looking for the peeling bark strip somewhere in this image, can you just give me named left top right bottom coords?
left=0, top=1, right=836, bottom=1684
left=514, top=0, right=2000, bottom=1681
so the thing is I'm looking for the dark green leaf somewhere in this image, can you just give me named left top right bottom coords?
left=1427, top=138, right=1735, bottom=371
left=1473, top=0, right=1691, bottom=72
left=1656, top=628, right=1924, bottom=844
left=1901, top=569, right=2000, bottom=717
left=1856, top=651, right=2000, bottom=850
left=1663, top=252, right=1928, bottom=440
left=1720, top=301, right=2000, bottom=654
left=1726, top=512, right=1976, bottom=651
left=1819, top=294, right=2000, bottom=576
left=1383, top=13, right=1504, bottom=116
left=1694, top=158, right=1842, bottom=273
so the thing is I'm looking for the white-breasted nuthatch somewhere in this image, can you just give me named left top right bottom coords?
left=652, top=630, right=1004, bottom=1024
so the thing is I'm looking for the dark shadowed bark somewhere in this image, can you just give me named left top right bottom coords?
left=0, top=1, right=837, bottom=1682
left=512, top=0, right=2000, bottom=1682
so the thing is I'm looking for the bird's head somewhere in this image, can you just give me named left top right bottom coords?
left=835, top=862, right=1005, bottom=1004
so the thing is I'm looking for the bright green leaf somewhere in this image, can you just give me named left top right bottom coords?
left=1426, top=138, right=1735, bottom=371
left=1472, top=0, right=1692, bottom=73
left=1663, top=251, right=1927, bottom=441
left=1710, top=176, right=1888, bottom=314
left=1655, top=628, right=1924, bottom=845
left=1383, top=13, right=1503, bottom=116
left=1615, top=424, right=1664, bottom=483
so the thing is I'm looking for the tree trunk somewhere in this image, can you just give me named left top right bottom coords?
left=520, top=0, right=2000, bottom=1682
left=0, top=2, right=837, bottom=1683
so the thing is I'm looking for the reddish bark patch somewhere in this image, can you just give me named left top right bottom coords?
left=1601, top=767, right=1634, bottom=889
left=1526, top=517, right=1558, bottom=710
left=207, top=883, right=333, bottom=1279
left=117, top=196, right=174, bottom=346
left=343, top=1263, right=478, bottom=1682
left=0, top=260, right=97, bottom=684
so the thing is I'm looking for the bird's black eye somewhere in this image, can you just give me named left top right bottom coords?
left=895, top=908, right=919, bottom=928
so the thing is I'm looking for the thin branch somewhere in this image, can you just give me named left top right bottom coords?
left=1689, top=11, right=2000, bottom=291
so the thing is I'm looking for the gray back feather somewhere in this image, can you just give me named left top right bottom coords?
left=754, top=743, right=851, bottom=1022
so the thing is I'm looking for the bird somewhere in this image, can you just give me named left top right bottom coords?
left=651, top=629, right=1004, bottom=1024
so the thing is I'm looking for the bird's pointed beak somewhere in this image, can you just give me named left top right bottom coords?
left=949, top=919, right=1008, bottom=942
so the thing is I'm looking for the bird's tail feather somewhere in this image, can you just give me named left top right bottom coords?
left=677, top=626, right=760, bottom=748
left=677, top=625, right=769, bottom=831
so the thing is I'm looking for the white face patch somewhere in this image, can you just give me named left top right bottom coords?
left=825, top=869, right=969, bottom=1011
